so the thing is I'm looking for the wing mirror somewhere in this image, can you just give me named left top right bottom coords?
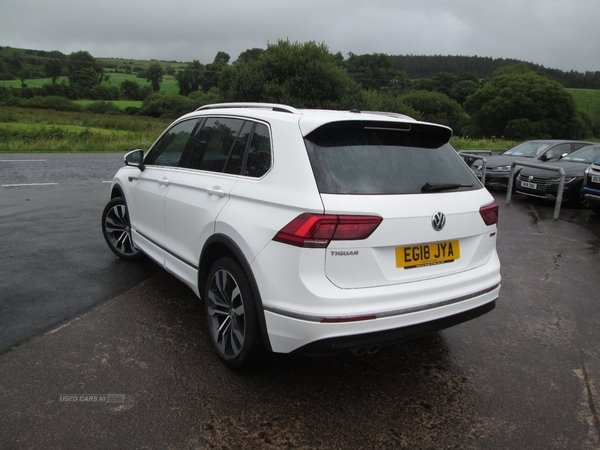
left=124, top=149, right=145, bottom=171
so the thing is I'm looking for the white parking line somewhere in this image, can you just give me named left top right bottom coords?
left=2, top=183, right=58, bottom=187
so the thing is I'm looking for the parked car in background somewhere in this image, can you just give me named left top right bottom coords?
left=581, top=158, right=600, bottom=215
left=101, top=103, right=501, bottom=369
left=471, top=140, right=595, bottom=189
left=515, top=144, right=600, bottom=206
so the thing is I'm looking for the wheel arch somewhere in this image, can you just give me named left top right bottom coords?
left=199, top=234, right=272, bottom=352
left=109, top=183, right=125, bottom=200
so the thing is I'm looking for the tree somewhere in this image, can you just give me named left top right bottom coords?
left=400, top=90, right=468, bottom=135
left=220, top=40, right=362, bottom=109
left=145, top=63, right=164, bottom=93
left=449, top=80, right=479, bottom=105
left=120, top=80, right=152, bottom=100
left=344, top=53, right=409, bottom=91
left=431, top=72, right=457, bottom=97
left=44, top=59, right=63, bottom=83
left=464, top=64, right=592, bottom=139
left=175, top=60, right=204, bottom=96
left=236, top=48, right=264, bottom=64
left=66, top=51, right=103, bottom=95
left=201, top=52, right=230, bottom=93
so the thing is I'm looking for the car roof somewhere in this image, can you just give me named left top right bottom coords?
left=187, top=102, right=450, bottom=137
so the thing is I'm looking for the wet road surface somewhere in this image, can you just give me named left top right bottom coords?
left=0, top=153, right=159, bottom=352
left=1, top=154, right=599, bottom=448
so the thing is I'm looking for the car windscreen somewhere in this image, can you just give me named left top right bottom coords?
left=503, top=141, right=552, bottom=157
left=304, top=121, right=480, bottom=195
left=560, top=145, right=600, bottom=164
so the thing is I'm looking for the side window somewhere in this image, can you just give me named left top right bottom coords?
left=187, top=118, right=245, bottom=173
left=545, top=143, right=569, bottom=161
left=144, top=119, right=198, bottom=167
left=224, top=121, right=253, bottom=175
left=572, top=143, right=590, bottom=152
left=244, top=123, right=272, bottom=177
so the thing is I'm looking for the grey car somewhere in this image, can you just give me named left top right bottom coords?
left=516, top=145, right=600, bottom=207
left=471, top=140, right=596, bottom=189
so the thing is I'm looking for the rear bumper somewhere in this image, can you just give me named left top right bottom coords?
left=253, top=223, right=501, bottom=354
left=262, top=279, right=500, bottom=353
left=294, top=300, right=496, bottom=355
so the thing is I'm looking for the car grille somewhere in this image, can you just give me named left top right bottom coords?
left=516, top=174, right=556, bottom=191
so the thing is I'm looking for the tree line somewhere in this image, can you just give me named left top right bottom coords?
left=0, top=41, right=597, bottom=139
left=2, top=45, right=600, bottom=90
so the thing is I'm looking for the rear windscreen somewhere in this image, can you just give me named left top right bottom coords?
left=304, top=121, right=481, bottom=195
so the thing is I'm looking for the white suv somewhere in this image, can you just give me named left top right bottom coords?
left=102, top=103, right=501, bottom=369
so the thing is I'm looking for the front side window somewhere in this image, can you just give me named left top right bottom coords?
left=544, top=143, right=569, bottom=160
left=305, top=121, right=479, bottom=195
left=144, top=119, right=198, bottom=167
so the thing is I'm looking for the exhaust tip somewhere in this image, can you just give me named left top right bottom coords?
left=349, top=345, right=380, bottom=356
left=367, top=345, right=380, bottom=354
left=350, top=346, right=368, bottom=356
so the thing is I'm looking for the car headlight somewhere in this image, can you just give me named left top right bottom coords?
left=491, top=165, right=512, bottom=172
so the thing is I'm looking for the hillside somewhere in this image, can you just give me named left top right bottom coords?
left=1, top=44, right=600, bottom=90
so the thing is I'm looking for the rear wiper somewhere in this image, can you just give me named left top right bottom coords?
left=421, top=182, right=474, bottom=193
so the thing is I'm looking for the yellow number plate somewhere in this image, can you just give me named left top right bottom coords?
left=396, top=240, right=460, bottom=268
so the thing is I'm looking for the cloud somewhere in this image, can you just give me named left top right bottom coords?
left=0, top=0, right=598, bottom=72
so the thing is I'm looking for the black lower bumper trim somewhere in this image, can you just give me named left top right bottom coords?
left=293, top=300, right=496, bottom=356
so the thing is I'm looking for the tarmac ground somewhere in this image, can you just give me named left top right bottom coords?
left=1, top=154, right=599, bottom=449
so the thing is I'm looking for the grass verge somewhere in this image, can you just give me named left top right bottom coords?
left=0, top=106, right=170, bottom=153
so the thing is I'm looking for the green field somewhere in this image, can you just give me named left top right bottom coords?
left=0, top=104, right=520, bottom=153
left=567, top=88, right=600, bottom=124
left=0, top=106, right=170, bottom=153
left=0, top=72, right=180, bottom=95
left=74, top=100, right=143, bottom=109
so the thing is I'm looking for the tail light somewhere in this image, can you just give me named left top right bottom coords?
left=273, top=213, right=382, bottom=248
left=480, top=203, right=499, bottom=226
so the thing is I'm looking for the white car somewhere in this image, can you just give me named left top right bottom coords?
left=102, top=103, right=501, bottom=369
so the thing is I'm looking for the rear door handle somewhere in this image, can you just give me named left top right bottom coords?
left=207, top=187, right=225, bottom=198
left=158, top=177, right=170, bottom=186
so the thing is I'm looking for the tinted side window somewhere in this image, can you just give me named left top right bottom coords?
left=244, top=123, right=271, bottom=177
left=187, top=118, right=245, bottom=172
left=144, top=119, right=198, bottom=167
left=573, top=143, right=591, bottom=152
left=224, top=121, right=253, bottom=175
left=545, top=143, right=570, bottom=160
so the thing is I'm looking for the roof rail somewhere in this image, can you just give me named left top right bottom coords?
left=195, top=103, right=301, bottom=114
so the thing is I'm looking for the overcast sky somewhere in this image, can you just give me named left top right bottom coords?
left=1, top=0, right=599, bottom=72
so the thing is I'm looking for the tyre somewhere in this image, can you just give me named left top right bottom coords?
left=101, top=197, right=145, bottom=261
left=205, top=257, right=263, bottom=369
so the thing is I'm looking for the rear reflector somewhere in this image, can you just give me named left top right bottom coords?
left=273, top=213, right=382, bottom=248
left=321, top=315, right=377, bottom=323
left=480, top=203, right=499, bottom=226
